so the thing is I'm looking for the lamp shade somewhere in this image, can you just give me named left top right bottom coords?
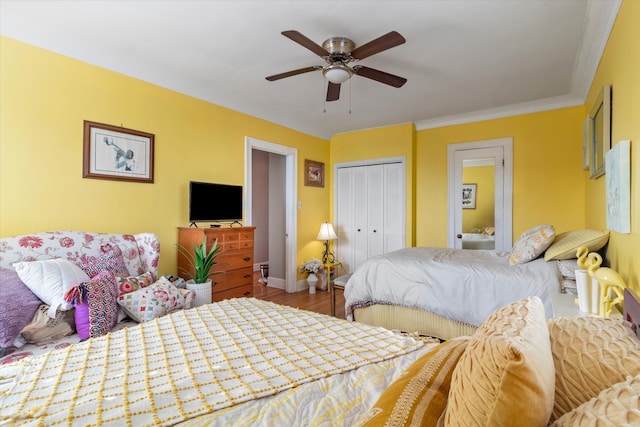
left=317, top=222, right=338, bottom=240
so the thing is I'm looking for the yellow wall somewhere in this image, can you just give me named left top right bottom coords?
left=414, top=107, right=585, bottom=247
left=329, top=123, right=416, bottom=246
left=0, top=36, right=329, bottom=277
left=583, top=0, right=640, bottom=292
left=462, top=166, right=495, bottom=232
left=2, top=1, right=637, bottom=293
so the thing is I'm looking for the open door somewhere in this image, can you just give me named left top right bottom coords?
left=448, top=138, right=513, bottom=251
left=245, top=137, right=298, bottom=293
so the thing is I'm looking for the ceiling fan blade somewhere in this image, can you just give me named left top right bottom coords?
left=353, top=66, right=407, bottom=88
left=282, top=30, right=329, bottom=57
left=266, top=66, right=320, bottom=81
left=350, top=31, right=406, bottom=60
left=326, top=82, right=341, bottom=102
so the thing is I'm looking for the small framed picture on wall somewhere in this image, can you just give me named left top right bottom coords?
left=462, top=183, right=476, bottom=209
left=304, top=159, right=324, bottom=188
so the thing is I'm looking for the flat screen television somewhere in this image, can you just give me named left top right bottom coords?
left=189, top=181, right=243, bottom=223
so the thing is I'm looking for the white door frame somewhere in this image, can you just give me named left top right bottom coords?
left=245, top=137, right=298, bottom=293
left=447, top=138, right=513, bottom=250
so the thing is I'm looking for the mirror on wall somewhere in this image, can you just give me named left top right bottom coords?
left=462, top=158, right=495, bottom=249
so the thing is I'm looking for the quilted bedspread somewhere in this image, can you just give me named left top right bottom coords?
left=0, top=298, right=423, bottom=426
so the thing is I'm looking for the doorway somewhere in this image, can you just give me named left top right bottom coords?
left=244, top=137, right=298, bottom=293
left=447, top=138, right=513, bottom=251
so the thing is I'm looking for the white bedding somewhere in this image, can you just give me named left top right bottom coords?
left=344, top=247, right=560, bottom=327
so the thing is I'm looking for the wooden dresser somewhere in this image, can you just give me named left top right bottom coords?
left=177, top=226, right=255, bottom=301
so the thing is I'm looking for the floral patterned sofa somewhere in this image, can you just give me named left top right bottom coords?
left=0, top=231, right=193, bottom=364
left=0, top=231, right=160, bottom=276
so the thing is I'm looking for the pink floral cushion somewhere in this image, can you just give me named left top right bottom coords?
left=78, top=245, right=130, bottom=278
left=0, top=269, right=42, bottom=350
left=117, top=271, right=154, bottom=295
left=117, top=281, right=186, bottom=322
left=65, top=270, right=119, bottom=340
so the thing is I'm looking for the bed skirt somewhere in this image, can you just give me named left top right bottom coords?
left=353, top=304, right=477, bottom=340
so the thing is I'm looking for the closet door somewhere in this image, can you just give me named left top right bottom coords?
left=335, top=160, right=406, bottom=274
left=383, top=162, right=404, bottom=253
left=336, top=167, right=354, bottom=270
left=367, top=164, right=384, bottom=258
left=352, top=166, right=369, bottom=269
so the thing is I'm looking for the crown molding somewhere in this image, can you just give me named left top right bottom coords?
left=414, top=95, right=582, bottom=131
left=570, top=0, right=622, bottom=101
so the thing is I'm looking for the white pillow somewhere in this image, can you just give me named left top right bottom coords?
left=14, top=259, right=90, bottom=318
left=509, top=224, right=555, bottom=265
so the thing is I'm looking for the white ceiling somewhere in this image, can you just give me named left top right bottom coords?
left=0, top=0, right=620, bottom=140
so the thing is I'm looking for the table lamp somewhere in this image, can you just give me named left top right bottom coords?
left=317, top=222, right=338, bottom=264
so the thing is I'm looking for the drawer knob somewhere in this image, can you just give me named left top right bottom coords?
left=244, top=274, right=251, bottom=279
left=243, top=257, right=251, bottom=262
left=243, top=291, right=251, bottom=296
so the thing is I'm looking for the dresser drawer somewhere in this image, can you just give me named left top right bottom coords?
left=222, top=240, right=254, bottom=250
left=212, top=284, right=253, bottom=301
left=211, top=267, right=253, bottom=293
left=213, top=250, right=253, bottom=271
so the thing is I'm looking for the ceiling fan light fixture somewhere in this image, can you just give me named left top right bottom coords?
left=323, top=64, right=352, bottom=84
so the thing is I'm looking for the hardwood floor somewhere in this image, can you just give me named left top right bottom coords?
left=252, top=271, right=346, bottom=319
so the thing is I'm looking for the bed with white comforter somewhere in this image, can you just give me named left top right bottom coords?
left=345, top=247, right=561, bottom=329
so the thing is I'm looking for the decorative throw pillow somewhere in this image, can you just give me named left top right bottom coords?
left=78, top=245, right=130, bottom=278
left=547, top=316, right=640, bottom=422
left=117, top=271, right=154, bottom=295
left=0, top=268, right=43, bottom=348
left=550, top=374, right=640, bottom=427
left=544, top=229, right=610, bottom=261
left=362, top=337, right=470, bottom=427
left=117, top=281, right=185, bottom=322
left=445, top=297, right=555, bottom=427
left=65, top=270, right=119, bottom=340
left=509, top=224, right=555, bottom=265
left=14, top=259, right=90, bottom=317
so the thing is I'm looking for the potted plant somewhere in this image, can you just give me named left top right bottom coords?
left=299, top=258, right=323, bottom=294
left=177, top=235, right=221, bottom=305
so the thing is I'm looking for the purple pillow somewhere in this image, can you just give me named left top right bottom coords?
left=66, top=270, right=119, bottom=340
left=0, top=268, right=43, bottom=348
left=78, top=245, right=130, bottom=278
left=74, top=304, right=90, bottom=340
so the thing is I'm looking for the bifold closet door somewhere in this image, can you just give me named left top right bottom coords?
left=336, top=162, right=405, bottom=274
left=382, top=162, right=404, bottom=253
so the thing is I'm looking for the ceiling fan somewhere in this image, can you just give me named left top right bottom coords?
left=266, top=30, right=407, bottom=102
